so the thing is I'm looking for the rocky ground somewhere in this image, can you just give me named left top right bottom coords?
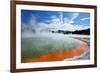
left=68, top=37, right=90, bottom=60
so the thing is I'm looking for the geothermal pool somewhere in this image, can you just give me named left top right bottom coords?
left=21, top=33, right=88, bottom=63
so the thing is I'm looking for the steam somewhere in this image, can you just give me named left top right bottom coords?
left=21, top=12, right=89, bottom=38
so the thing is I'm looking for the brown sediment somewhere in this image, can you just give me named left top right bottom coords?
left=22, top=41, right=88, bottom=63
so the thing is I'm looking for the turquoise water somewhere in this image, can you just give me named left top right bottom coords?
left=21, top=33, right=80, bottom=61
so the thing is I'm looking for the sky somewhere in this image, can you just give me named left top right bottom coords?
left=21, top=10, right=90, bottom=31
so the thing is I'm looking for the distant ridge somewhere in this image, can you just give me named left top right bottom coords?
left=52, top=28, right=90, bottom=35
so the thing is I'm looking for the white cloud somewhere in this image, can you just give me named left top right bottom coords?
left=29, top=14, right=37, bottom=26
left=50, top=15, right=61, bottom=24
left=64, top=13, right=80, bottom=24
left=81, top=17, right=90, bottom=21
left=22, top=13, right=89, bottom=33
left=64, top=17, right=74, bottom=24
left=70, top=13, right=80, bottom=20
